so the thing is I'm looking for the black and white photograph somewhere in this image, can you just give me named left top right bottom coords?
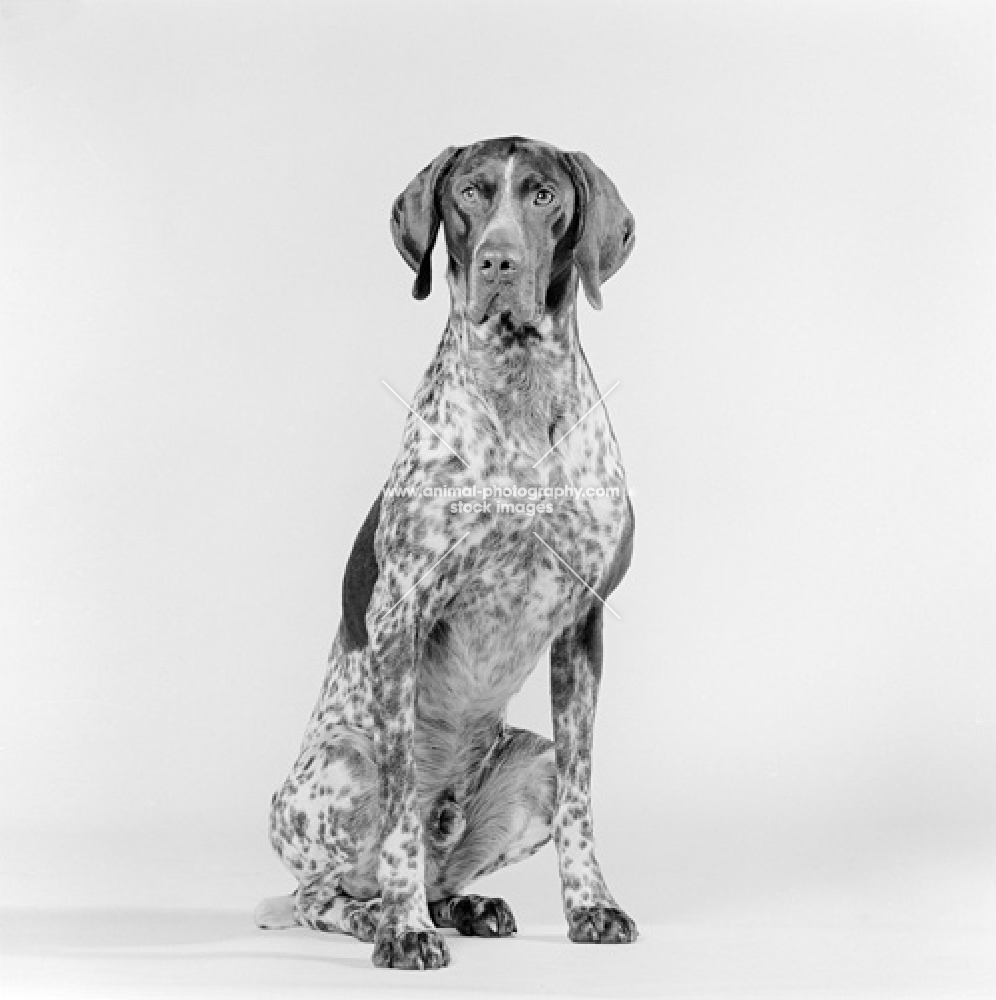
left=1, top=1, right=993, bottom=997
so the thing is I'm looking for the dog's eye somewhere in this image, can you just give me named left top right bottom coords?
left=533, top=189, right=555, bottom=206
left=461, top=186, right=478, bottom=203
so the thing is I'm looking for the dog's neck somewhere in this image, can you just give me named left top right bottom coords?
left=447, top=290, right=581, bottom=423
left=425, top=273, right=607, bottom=465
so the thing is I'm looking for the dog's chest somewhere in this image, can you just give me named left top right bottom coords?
left=417, top=551, right=564, bottom=721
left=410, top=368, right=628, bottom=721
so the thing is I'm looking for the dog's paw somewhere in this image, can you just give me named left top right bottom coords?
left=371, top=926, right=450, bottom=970
left=567, top=905, right=638, bottom=944
left=441, top=894, right=516, bottom=937
left=347, top=899, right=381, bottom=943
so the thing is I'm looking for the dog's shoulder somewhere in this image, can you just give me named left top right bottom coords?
left=341, top=492, right=383, bottom=653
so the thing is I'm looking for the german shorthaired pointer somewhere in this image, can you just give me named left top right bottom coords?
left=256, top=136, right=637, bottom=969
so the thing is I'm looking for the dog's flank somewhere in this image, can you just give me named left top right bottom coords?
left=259, top=136, right=637, bottom=970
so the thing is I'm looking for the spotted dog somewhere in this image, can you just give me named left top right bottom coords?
left=256, top=136, right=637, bottom=970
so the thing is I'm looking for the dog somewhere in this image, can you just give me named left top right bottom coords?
left=255, top=136, right=637, bottom=970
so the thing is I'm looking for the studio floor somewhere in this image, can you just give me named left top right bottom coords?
left=1, top=828, right=994, bottom=999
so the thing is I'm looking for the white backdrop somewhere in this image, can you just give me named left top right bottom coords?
left=1, top=1, right=993, bottom=995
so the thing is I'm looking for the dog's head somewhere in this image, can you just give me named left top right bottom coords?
left=390, top=137, right=635, bottom=329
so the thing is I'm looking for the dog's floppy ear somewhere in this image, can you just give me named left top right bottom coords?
left=390, top=145, right=461, bottom=300
left=563, top=152, right=636, bottom=310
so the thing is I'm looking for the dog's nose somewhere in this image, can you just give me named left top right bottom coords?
left=477, top=245, right=522, bottom=282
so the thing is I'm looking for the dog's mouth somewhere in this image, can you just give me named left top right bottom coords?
left=470, top=286, right=542, bottom=329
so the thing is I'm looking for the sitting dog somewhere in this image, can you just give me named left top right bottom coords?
left=256, top=136, right=637, bottom=969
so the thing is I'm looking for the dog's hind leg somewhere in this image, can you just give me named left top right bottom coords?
left=256, top=883, right=383, bottom=942
left=258, top=726, right=381, bottom=941
left=294, top=878, right=382, bottom=941
left=427, top=727, right=556, bottom=936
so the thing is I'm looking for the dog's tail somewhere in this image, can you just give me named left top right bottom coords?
left=254, top=893, right=298, bottom=930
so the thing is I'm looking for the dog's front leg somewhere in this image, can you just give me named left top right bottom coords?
left=551, top=602, right=638, bottom=944
left=368, top=598, right=450, bottom=970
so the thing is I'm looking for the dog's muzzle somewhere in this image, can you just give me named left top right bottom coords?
left=468, top=239, right=538, bottom=326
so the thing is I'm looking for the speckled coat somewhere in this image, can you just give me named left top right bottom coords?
left=256, top=137, right=639, bottom=970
